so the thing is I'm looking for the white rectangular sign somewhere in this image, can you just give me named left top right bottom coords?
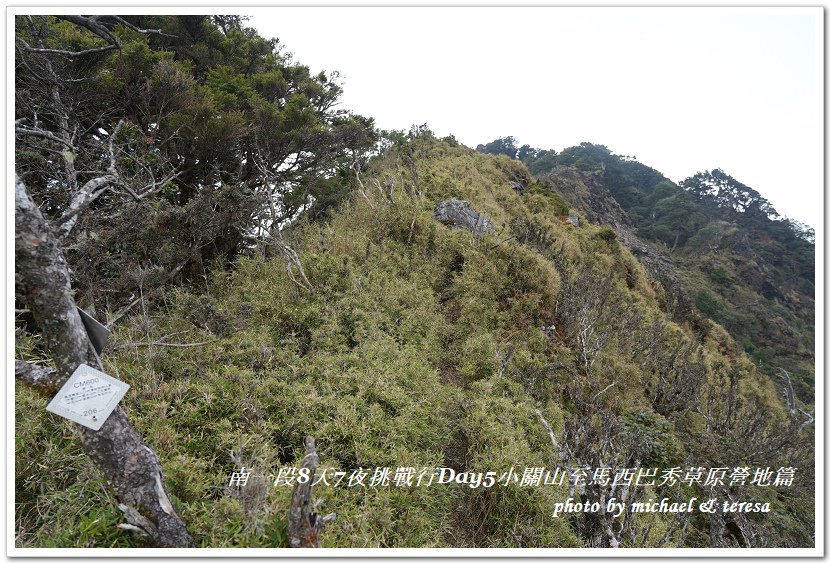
left=45, top=364, right=129, bottom=431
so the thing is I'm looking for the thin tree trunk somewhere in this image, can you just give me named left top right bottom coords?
left=288, top=437, right=335, bottom=547
left=670, top=231, right=680, bottom=253
left=15, top=175, right=193, bottom=547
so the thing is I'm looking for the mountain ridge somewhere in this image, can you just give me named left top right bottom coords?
left=477, top=138, right=815, bottom=401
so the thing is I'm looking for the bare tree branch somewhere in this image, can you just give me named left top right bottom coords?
left=56, top=174, right=118, bottom=237
left=18, top=39, right=118, bottom=58
left=15, top=124, right=76, bottom=148
left=352, top=162, right=375, bottom=208
left=113, top=339, right=216, bottom=350
left=535, top=408, right=565, bottom=459
left=56, top=16, right=120, bottom=47
left=798, top=408, right=814, bottom=428
left=495, top=346, right=514, bottom=378
left=591, top=381, right=617, bottom=402
left=777, top=367, right=797, bottom=420
left=109, top=16, right=173, bottom=37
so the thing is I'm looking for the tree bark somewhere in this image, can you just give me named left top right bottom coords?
left=15, top=175, right=193, bottom=547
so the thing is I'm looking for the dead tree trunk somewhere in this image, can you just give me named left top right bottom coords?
left=15, top=175, right=193, bottom=547
left=288, top=437, right=335, bottom=547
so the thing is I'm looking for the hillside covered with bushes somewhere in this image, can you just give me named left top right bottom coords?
left=15, top=16, right=814, bottom=549
left=480, top=137, right=815, bottom=403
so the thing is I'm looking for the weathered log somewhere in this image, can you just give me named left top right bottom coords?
left=15, top=175, right=193, bottom=547
left=433, top=198, right=495, bottom=238
left=288, top=437, right=335, bottom=547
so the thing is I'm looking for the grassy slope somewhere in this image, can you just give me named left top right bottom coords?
left=15, top=137, right=810, bottom=547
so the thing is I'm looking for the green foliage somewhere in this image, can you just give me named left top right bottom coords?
left=475, top=136, right=518, bottom=159
left=523, top=182, right=569, bottom=217
left=708, top=265, right=733, bottom=286
left=622, top=411, right=685, bottom=469
left=594, top=225, right=617, bottom=243
left=681, top=169, right=778, bottom=219
left=694, top=289, right=722, bottom=319
left=15, top=15, right=377, bottom=315
left=523, top=149, right=559, bottom=176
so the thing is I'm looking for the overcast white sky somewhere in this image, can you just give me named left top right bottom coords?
left=247, top=7, right=822, bottom=228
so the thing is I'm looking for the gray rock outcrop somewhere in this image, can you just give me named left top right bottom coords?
left=433, top=199, right=495, bottom=238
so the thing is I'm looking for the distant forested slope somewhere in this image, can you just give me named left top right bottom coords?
left=478, top=138, right=815, bottom=401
